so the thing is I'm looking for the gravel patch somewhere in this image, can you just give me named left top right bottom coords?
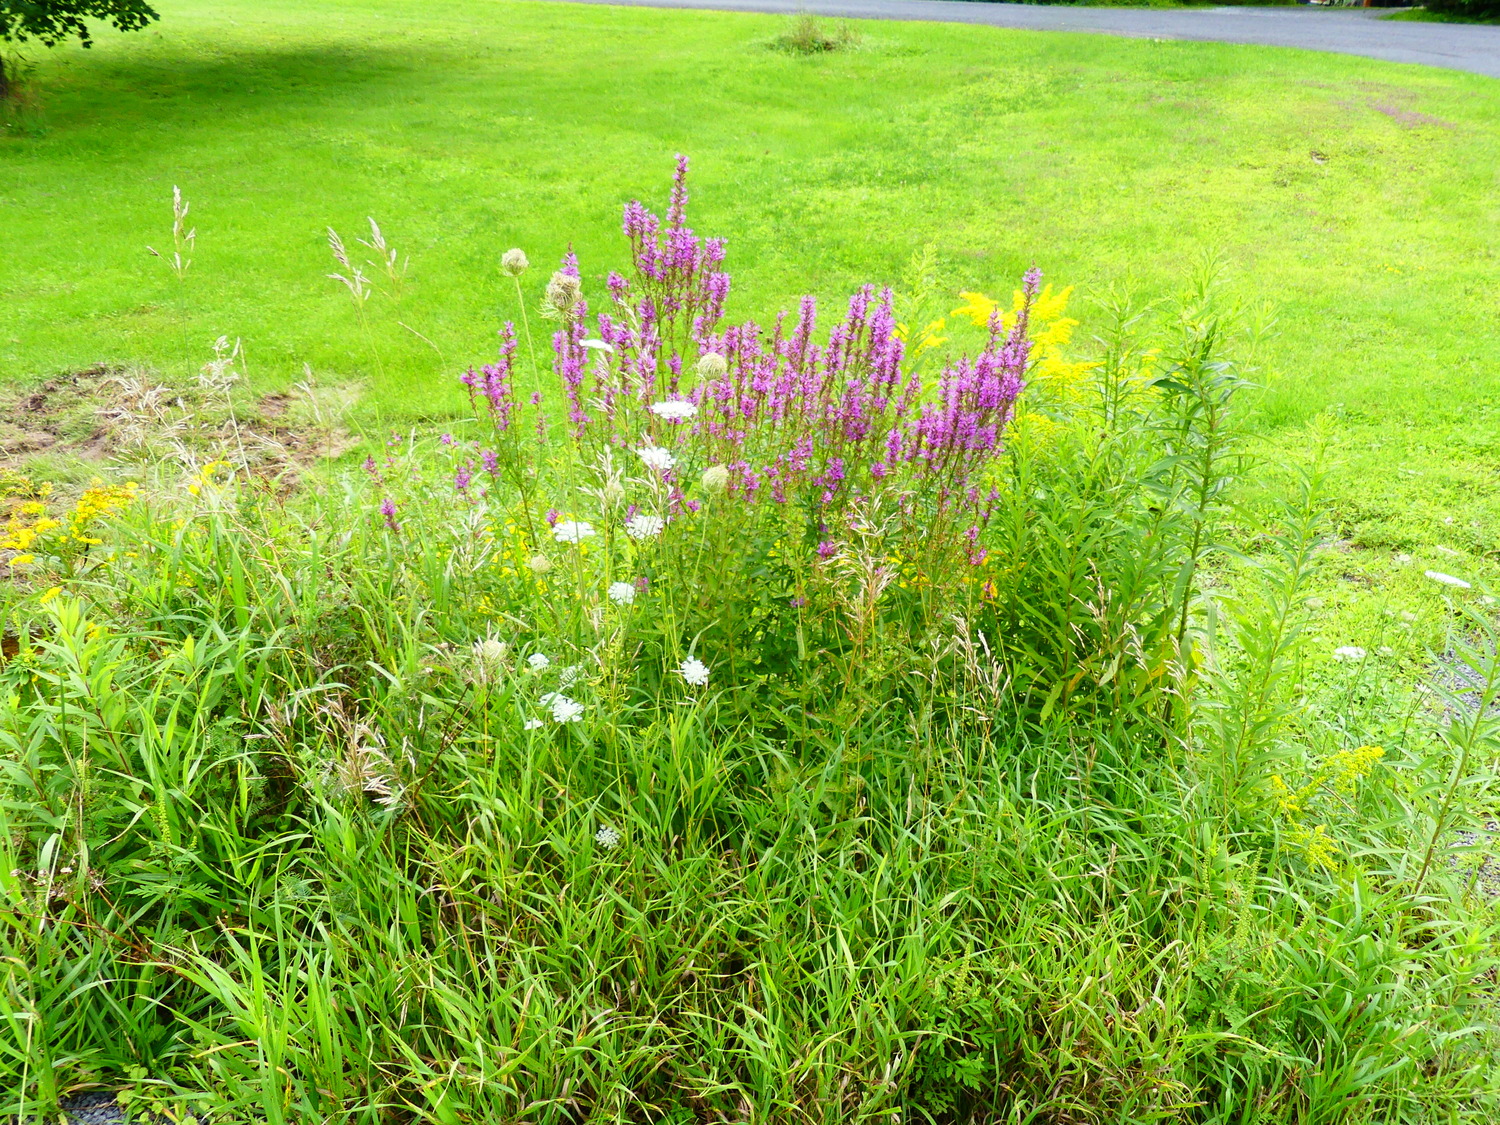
left=56, top=1094, right=127, bottom=1124
left=1450, top=819, right=1500, bottom=901
left=1435, top=648, right=1500, bottom=900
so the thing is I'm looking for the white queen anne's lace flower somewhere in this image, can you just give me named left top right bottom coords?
left=527, top=652, right=551, bottom=671
left=637, top=445, right=676, bottom=473
left=679, top=657, right=710, bottom=687
left=650, top=399, right=697, bottom=422
left=553, top=520, right=595, bottom=545
left=595, top=824, right=621, bottom=849
left=608, top=581, right=637, bottom=605
left=540, top=692, right=585, bottom=723
left=625, top=513, right=666, bottom=541
left=1332, top=646, right=1366, bottom=661
left=524, top=718, right=544, bottom=730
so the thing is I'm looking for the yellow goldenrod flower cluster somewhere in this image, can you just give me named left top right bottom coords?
left=1, top=476, right=56, bottom=568
left=1, top=475, right=139, bottom=568
left=1326, top=744, right=1386, bottom=794
left=1288, top=822, right=1338, bottom=871
left=1268, top=745, right=1386, bottom=870
left=68, top=480, right=140, bottom=546
left=2, top=502, right=61, bottom=568
left=951, top=284, right=1092, bottom=396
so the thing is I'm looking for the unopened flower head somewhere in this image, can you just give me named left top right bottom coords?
left=501, top=248, right=529, bottom=277
left=529, top=553, right=554, bottom=575
left=608, top=581, right=637, bottom=605
left=700, top=464, right=729, bottom=494
left=471, top=638, right=508, bottom=682
left=544, top=270, right=583, bottom=316
left=625, top=513, right=665, bottom=541
left=679, top=657, right=710, bottom=687
left=553, top=520, right=596, bottom=545
left=695, top=352, right=728, bottom=380
left=649, top=399, right=697, bottom=422
left=637, top=445, right=676, bottom=473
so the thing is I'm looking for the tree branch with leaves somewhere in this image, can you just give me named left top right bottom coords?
left=1, top=1, right=159, bottom=96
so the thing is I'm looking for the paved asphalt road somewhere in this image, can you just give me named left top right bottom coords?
left=553, top=0, right=1500, bottom=79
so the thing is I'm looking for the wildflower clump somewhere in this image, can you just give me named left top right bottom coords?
left=347, top=156, right=1210, bottom=724
left=399, top=157, right=1066, bottom=712
left=1, top=475, right=137, bottom=573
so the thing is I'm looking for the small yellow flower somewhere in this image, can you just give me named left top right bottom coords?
left=40, top=586, right=63, bottom=605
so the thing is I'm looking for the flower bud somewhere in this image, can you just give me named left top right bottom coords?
left=700, top=464, right=730, bottom=495
left=696, top=352, right=728, bottom=380
left=471, top=637, right=509, bottom=684
left=544, top=271, right=583, bottom=316
left=528, top=554, right=554, bottom=575
left=501, top=248, right=529, bottom=277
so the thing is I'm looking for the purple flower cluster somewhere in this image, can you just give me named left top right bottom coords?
left=689, top=282, right=1028, bottom=554
left=614, top=154, right=730, bottom=356
left=461, top=324, right=520, bottom=434
left=551, top=252, right=593, bottom=440
left=454, top=157, right=1036, bottom=571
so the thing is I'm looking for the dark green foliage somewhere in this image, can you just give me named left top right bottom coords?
left=0, top=0, right=158, bottom=47
left=1419, top=0, right=1500, bottom=19
left=0, top=0, right=158, bottom=96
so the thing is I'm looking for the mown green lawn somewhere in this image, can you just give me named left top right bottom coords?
left=2, top=0, right=1498, bottom=584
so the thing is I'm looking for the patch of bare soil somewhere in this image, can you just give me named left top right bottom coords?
left=0, top=367, right=359, bottom=477
left=1366, top=100, right=1454, bottom=129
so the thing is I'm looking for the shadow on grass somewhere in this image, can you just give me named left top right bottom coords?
left=10, top=41, right=457, bottom=139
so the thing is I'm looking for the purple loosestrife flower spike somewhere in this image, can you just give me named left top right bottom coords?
left=668, top=153, right=690, bottom=228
